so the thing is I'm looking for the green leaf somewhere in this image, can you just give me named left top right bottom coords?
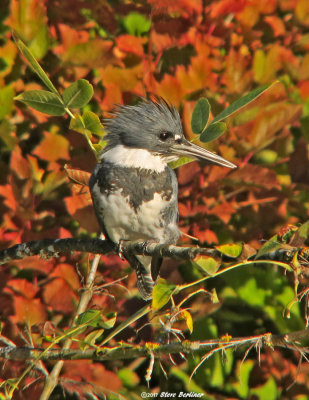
left=63, top=79, right=94, bottom=109
left=215, top=243, right=243, bottom=258
left=169, top=156, right=194, bottom=169
left=76, top=309, right=102, bottom=327
left=0, top=85, right=14, bottom=120
left=250, top=376, right=277, bottom=400
left=123, top=12, right=151, bottom=36
left=118, top=368, right=139, bottom=388
left=15, top=90, right=66, bottom=116
left=212, top=84, right=273, bottom=124
left=200, top=121, right=227, bottom=143
left=152, top=278, right=176, bottom=310
left=255, top=235, right=280, bottom=259
left=191, top=98, right=210, bottom=134
left=295, top=220, right=309, bottom=241
left=99, top=312, right=117, bottom=329
left=82, top=329, right=105, bottom=349
left=69, top=114, right=88, bottom=135
left=194, top=255, right=220, bottom=275
left=232, top=360, right=255, bottom=398
left=14, top=35, right=60, bottom=96
left=82, top=110, right=104, bottom=136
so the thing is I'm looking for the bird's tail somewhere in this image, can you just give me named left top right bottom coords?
left=124, top=253, right=162, bottom=300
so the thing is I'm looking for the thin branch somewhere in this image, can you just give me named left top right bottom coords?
left=1, top=329, right=308, bottom=363
left=39, top=251, right=102, bottom=400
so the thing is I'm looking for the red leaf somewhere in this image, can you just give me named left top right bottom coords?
left=62, top=361, right=122, bottom=392
left=299, top=80, right=309, bottom=100
left=229, top=164, right=280, bottom=190
left=65, top=165, right=91, bottom=186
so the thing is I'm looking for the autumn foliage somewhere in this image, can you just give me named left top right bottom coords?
left=1, top=0, right=309, bottom=398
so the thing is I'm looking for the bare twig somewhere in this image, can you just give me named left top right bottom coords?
left=1, top=329, right=308, bottom=362
left=39, top=250, right=102, bottom=400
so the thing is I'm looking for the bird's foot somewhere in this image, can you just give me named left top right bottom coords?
left=117, top=239, right=128, bottom=260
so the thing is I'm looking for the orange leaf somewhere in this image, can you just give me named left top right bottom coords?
left=116, top=35, right=147, bottom=57
left=10, top=147, right=31, bottom=179
left=43, top=278, right=78, bottom=313
left=0, top=184, right=18, bottom=211
left=12, top=296, right=47, bottom=325
left=7, top=279, right=39, bottom=299
left=65, top=189, right=92, bottom=215
left=265, top=16, right=286, bottom=37
left=50, top=263, right=80, bottom=290
left=43, top=263, right=80, bottom=313
left=208, top=202, right=236, bottom=224
left=33, top=132, right=70, bottom=162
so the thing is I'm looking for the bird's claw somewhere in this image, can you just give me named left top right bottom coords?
left=117, top=239, right=127, bottom=260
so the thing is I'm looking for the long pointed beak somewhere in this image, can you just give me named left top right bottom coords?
left=170, top=140, right=237, bottom=169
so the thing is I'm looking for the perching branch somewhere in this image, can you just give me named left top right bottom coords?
left=0, top=237, right=305, bottom=266
left=0, top=237, right=217, bottom=265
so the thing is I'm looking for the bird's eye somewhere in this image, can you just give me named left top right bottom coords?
left=159, top=131, right=172, bottom=141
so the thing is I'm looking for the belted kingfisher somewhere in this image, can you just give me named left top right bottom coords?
left=90, top=99, right=236, bottom=300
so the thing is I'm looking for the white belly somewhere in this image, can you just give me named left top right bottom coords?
left=92, top=183, right=178, bottom=244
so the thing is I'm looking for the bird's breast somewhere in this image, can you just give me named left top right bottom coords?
left=90, top=162, right=180, bottom=244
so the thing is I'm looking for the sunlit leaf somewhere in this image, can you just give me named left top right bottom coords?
left=215, top=243, right=243, bottom=258
left=212, top=84, right=273, bottom=124
left=15, top=90, right=65, bottom=116
left=191, top=98, right=210, bottom=134
left=123, top=12, right=151, bottom=36
left=33, top=131, right=70, bottom=162
left=152, top=278, right=175, bottom=310
left=10, top=0, right=49, bottom=59
left=63, top=79, right=94, bottom=109
left=99, top=312, right=117, bottom=329
left=14, top=36, right=60, bottom=96
left=194, top=255, right=220, bottom=275
left=82, top=111, right=104, bottom=136
left=177, top=310, right=193, bottom=333
left=250, top=376, right=278, bottom=400
left=200, top=121, right=227, bottom=143
left=76, top=309, right=102, bottom=327
left=169, top=156, right=194, bottom=169
left=0, top=85, right=14, bottom=119
left=118, top=368, right=140, bottom=388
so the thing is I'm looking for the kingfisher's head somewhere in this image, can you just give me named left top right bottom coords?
left=103, top=98, right=236, bottom=169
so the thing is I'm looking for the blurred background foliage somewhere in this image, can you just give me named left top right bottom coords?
left=0, top=0, right=309, bottom=399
